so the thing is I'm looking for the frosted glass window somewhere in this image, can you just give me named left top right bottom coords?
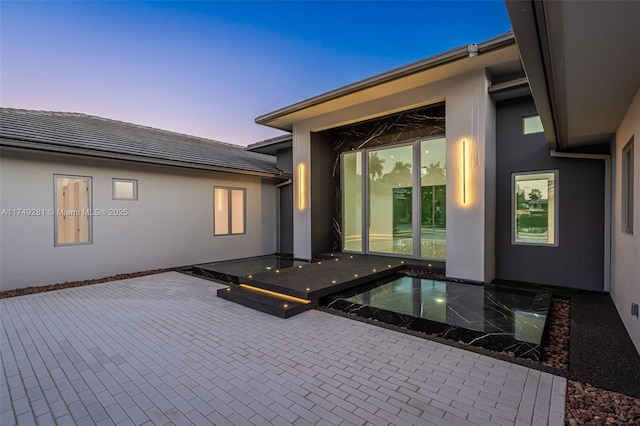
left=513, top=171, right=558, bottom=245
left=113, top=179, right=137, bottom=200
left=231, top=189, right=245, bottom=234
left=523, top=115, right=544, bottom=135
left=55, top=175, right=92, bottom=246
left=214, top=187, right=245, bottom=235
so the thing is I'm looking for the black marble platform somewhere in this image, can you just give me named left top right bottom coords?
left=194, top=255, right=310, bottom=284
left=196, top=253, right=443, bottom=301
left=323, top=275, right=551, bottom=361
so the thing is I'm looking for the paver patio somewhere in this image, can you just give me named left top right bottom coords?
left=1, top=272, right=566, bottom=425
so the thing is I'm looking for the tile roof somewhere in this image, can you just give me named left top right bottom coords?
left=0, top=108, right=281, bottom=176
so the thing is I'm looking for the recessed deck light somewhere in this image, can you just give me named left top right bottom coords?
left=372, top=269, right=376, bottom=272
left=283, top=304, right=288, bottom=308
left=332, top=280, right=336, bottom=284
left=298, top=265, right=303, bottom=269
left=335, top=259, right=339, bottom=262
left=226, top=287, right=230, bottom=291
left=435, top=298, right=444, bottom=303
left=354, top=274, right=358, bottom=278
left=275, top=270, right=280, bottom=273
left=306, top=287, right=310, bottom=291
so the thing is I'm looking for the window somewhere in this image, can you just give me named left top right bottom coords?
left=622, top=137, right=634, bottom=234
left=54, top=175, right=92, bottom=246
left=214, top=187, right=245, bottom=235
left=523, top=115, right=544, bottom=135
left=513, top=171, right=558, bottom=246
left=113, top=179, right=138, bottom=200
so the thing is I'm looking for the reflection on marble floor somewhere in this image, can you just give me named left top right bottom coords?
left=325, top=275, right=551, bottom=361
left=194, top=255, right=309, bottom=283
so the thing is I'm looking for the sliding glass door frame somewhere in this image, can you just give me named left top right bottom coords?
left=341, top=135, right=445, bottom=260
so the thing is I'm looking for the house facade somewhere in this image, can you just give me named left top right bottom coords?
left=255, top=1, right=639, bottom=351
left=0, top=1, right=637, bottom=353
left=0, top=110, right=283, bottom=290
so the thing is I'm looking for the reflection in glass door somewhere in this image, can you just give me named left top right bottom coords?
left=341, top=137, right=446, bottom=260
left=420, top=138, right=446, bottom=259
left=368, top=145, right=414, bottom=255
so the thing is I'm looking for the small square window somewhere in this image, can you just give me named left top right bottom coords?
left=523, top=115, right=544, bottom=135
left=622, top=137, right=634, bottom=234
left=113, top=179, right=138, bottom=200
left=512, top=171, right=558, bottom=246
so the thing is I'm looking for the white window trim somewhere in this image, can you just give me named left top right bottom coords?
left=213, top=187, right=246, bottom=236
left=112, top=178, right=138, bottom=201
left=622, top=137, right=634, bottom=234
left=54, top=174, right=93, bottom=247
left=511, top=170, right=559, bottom=247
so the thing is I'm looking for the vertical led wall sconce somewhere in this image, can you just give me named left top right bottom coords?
left=462, top=139, right=468, bottom=205
left=298, top=163, right=306, bottom=210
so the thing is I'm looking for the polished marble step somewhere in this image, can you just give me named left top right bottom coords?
left=217, top=284, right=313, bottom=318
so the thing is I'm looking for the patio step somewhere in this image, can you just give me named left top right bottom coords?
left=217, top=284, right=314, bottom=318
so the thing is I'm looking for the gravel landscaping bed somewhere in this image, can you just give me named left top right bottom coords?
left=542, top=296, right=570, bottom=370
left=566, top=381, right=640, bottom=425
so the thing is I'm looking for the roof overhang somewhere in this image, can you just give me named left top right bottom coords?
left=507, top=0, right=640, bottom=150
left=256, top=32, right=520, bottom=132
left=0, top=138, right=282, bottom=178
left=246, top=134, right=292, bottom=155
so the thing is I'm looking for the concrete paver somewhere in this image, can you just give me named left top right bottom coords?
left=1, top=272, right=566, bottom=425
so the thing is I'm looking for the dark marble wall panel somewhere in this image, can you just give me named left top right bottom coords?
left=316, top=103, right=446, bottom=252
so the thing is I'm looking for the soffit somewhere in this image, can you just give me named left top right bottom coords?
left=258, top=43, right=520, bottom=132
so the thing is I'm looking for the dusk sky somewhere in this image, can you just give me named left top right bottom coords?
left=1, top=1, right=511, bottom=146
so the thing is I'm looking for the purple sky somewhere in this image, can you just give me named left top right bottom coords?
left=1, top=1, right=511, bottom=146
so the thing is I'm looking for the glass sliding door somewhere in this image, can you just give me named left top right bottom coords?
left=342, top=152, right=363, bottom=252
left=420, top=138, right=446, bottom=259
left=368, top=145, right=414, bottom=255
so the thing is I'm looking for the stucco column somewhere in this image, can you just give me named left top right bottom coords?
left=291, top=125, right=313, bottom=260
left=445, top=70, right=495, bottom=283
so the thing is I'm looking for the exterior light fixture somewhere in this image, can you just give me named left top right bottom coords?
left=462, top=139, right=469, bottom=205
left=298, top=163, right=306, bottom=210
left=283, top=304, right=288, bottom=308
left=354, top=274, right=358, bottom=278
left=331, top=280, right=336, bottom=284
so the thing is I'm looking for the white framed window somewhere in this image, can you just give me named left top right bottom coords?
left=512, top=170, right=558, bottom=246
left=113, top=178, right=138, bottom=200
left=523, top=115, right=544, bottom=135
left=622, top=137, right=634, bottom=234
left=54, top=175, right=92, bottom=246
left=214, top=187, right=245, bottom=235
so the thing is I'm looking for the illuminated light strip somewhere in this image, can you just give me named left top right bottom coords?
left=462, top=139, right=467, bottom=205
left=298, top=163, right=306, bottom=210
left=239, top=284, right=311, bottom=304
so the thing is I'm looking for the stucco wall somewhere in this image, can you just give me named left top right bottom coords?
left=612, top=88, right=640, bottom=353
left=0, top=149, right=277, bottom=290
left=495, top=96, right=605, bottom=291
